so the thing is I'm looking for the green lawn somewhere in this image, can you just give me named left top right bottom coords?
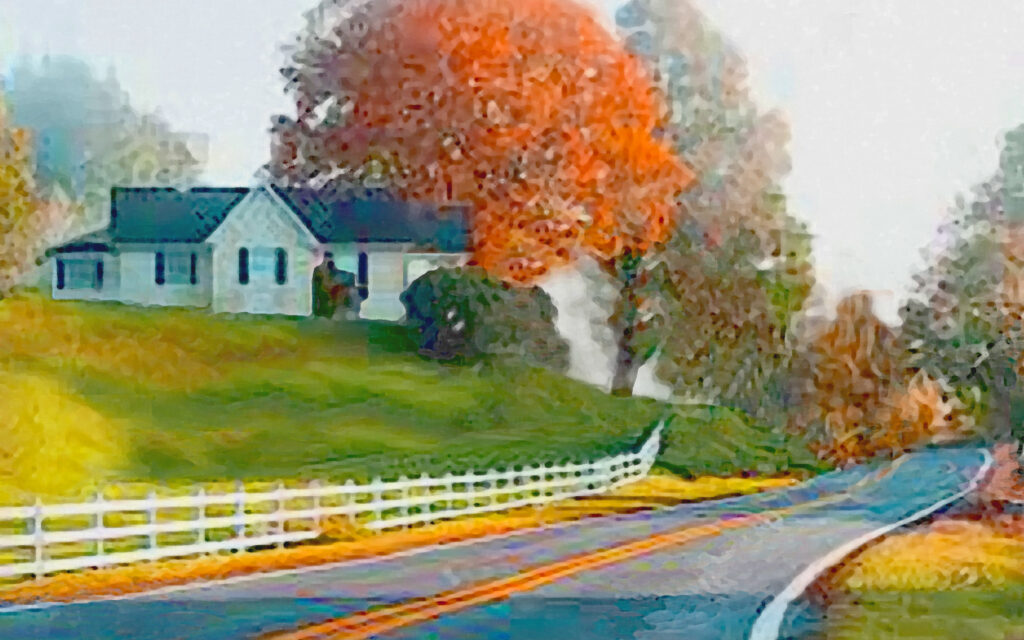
left=0, top=293, right=822, bottom=496
left=660, top=404, right=826, bottom=478
left=827, top=587, right=1024, bottom=640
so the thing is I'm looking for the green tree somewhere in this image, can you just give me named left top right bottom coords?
left=899, top=124, right=1024, bottom=441
left=615, top=0, right=816, bottom=402
left=4, top=56, right=206, bottom=239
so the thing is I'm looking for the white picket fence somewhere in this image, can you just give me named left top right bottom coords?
left=0, top=424, right=662, bottom=580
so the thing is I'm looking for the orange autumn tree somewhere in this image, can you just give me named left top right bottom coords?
left=271, top=0, right=694, bottom=392
left=794, top=292, right=971, bottom=464
left=0, top=90, right=70, bottom=295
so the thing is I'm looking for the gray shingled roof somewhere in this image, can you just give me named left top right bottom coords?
left=108, top=187, right=251, bottom=243
left=50, top=186, right=472, bottom=254
left=270, top=186, right=470, bottom=251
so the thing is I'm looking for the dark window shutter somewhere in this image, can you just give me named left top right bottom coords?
left=155, top=252, right=165, bottom=285
left=56, top=259, right=65, bottom=290
left=238, top=248, right=249, bottom=284
left=357, top=251, right=368, bottom=300
left=96, top=261, right=104, bottom=290
left=275, top=248, right=287, bottom=285
left=190, top=253, right=197, bottom=285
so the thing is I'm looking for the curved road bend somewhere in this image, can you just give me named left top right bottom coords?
left=0, top=448, right=987, bottom=640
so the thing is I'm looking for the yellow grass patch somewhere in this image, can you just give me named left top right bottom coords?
left=0, top=474, right=792, bottom=604
left=0, top=295, right=318, bottom=391
left=0, top=371, right=127, bottom=501
left=838, top=520, right=1024, bottom=591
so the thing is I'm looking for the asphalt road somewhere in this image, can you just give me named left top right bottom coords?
left=0, top=447, right=987, bottom=640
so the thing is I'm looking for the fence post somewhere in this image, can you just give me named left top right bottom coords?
left=274, top=481, right=286, bottom=548
left=147, top=490, right=158, bottom=554
left=466, top=469, right=476, bottom=513
left=484, top=469, right=496, bottom=510
left=196, top=487, right=206, bottom=546
left=370, top=477, right=383, bottom=532
left=32, top=498, right=44, bottom=579
left=344, top=479, right=357, bottom=529
left=94, top=490, right=105, bottom=563
left=528, top=465, right=541, bottom=511
left=398, top=475, right=410, bottom=529
left=310, top=479, right=322, bottom=533
left=443, top=472, right=454, bottom=515
left=233, top=480, right=246, bottom=545
left=419, top=473, right=431, bottom=524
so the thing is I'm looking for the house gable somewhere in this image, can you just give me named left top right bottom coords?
left=205, top=186, right=319, bottom=317
left=205, top=186, right=319, bottom=248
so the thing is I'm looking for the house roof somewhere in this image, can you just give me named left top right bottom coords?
left=110, top=187, right=251, bottom=243
left=50, top=185, right=472, bottom=254
left=270, top=185, right=471, bottom=251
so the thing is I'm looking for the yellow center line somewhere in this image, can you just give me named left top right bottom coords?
left=260, top=512, right=779, bottom=640
left=262, top=476, right=883, bottom=640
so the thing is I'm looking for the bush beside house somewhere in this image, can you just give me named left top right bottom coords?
left=401, top=266, right=569, bottom=372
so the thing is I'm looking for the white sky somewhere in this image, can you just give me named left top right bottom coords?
left=3, top=0, right=1024, bottom=323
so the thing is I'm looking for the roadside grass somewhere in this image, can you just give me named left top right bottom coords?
left=659, top=405, right=827, bottom=478
left=836, top=520, right=1024, bottom=591
left=824, top=516, right=1024, bottom=639
left=825, top=587, right=1024, bottom=640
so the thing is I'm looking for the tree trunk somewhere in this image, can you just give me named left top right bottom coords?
left=610, top=319, right=642, bottom=396
left=602, top=253, right=646, bottom=397
left=991, top=377, right=1015, bottom=443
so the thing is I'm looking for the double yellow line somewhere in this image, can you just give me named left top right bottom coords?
left=263, top=469, right=885, bottom=640
left=261, top=512, right=774, bottom=640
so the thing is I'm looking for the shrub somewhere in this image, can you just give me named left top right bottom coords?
left=401, top=266, right=569, bottom=371
left=312, top=263, right=360, bottom=319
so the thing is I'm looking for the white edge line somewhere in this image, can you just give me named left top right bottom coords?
left=748, top=447, right=995, bottom=640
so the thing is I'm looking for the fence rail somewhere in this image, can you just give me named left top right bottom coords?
left=0, top=423, right=662, bottom=580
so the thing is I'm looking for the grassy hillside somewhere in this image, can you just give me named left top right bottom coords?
left=661, top=405, right=826, bottom=478
left=0, top=294, right=665, bottom=498
left=0, top=293, right=824, bottom=500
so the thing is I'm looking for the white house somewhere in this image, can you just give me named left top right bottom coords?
left=47, top=184, right=471, bottom=320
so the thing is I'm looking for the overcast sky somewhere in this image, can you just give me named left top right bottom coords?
left=3, top=0, right=1024, bottom=322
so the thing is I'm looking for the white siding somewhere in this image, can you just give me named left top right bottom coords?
left=403, top=252, right=467, bottom=286
left=208, top=189, right=317, bottom=316
left=117, top=245, right=212, bottom=308
left=322, top=244, right=469, bottom=321
left=51, top=253, right=120, bottom=302
left=362, top=248, right=406, bottom=321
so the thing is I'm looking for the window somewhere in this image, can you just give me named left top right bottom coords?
left=65, top=259, right=102, bottom=290
left=275, top=248, right=287, bottom=285
left=238, top=248, right=249, bottom=284
left=157, top=252, right=195, bottom=285
left=357, top=251, right=368, bottom=300
left=166, top=253, right=192, bottom=285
